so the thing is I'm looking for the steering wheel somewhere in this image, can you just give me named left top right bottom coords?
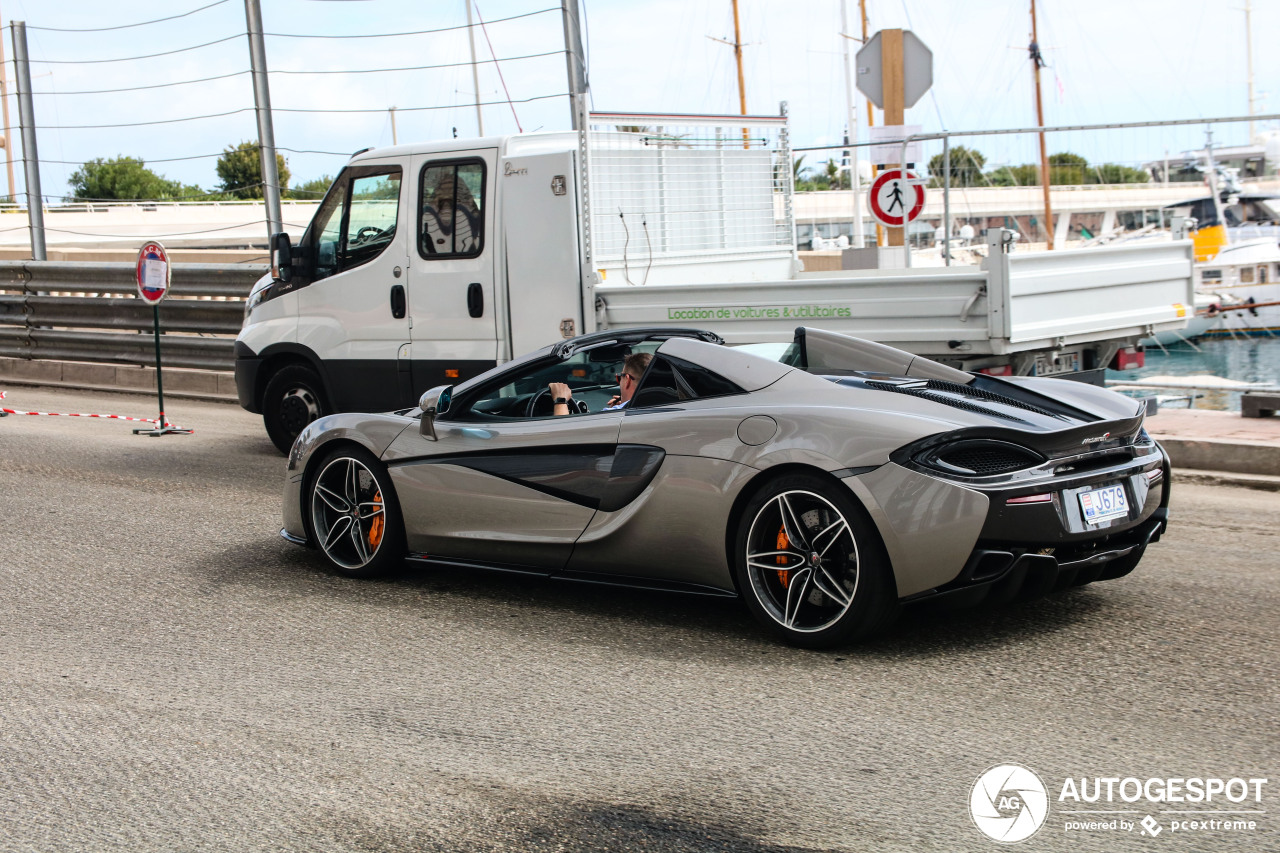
left=351, top=225, right=385, bottom=245
left=526, top=388, right=593, bottom=417
left=526, top=387, right=554, bottom=418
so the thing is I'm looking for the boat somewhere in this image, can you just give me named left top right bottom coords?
left=1162, top=191, right=1280, bottom=262
left=1198, top=237, right=1280, bottom=336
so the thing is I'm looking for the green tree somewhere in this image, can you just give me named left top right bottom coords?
left=985, top=164, right=1040, bottom=186
left=1048, top=151, right=1089, bottom=185
left=1089, top=163, right=1150, bottom=184
left=67, top=156, right=201, bottom=201
left=927, top=145, right=986, bottom=187
left=824, top=157, right=847, bottom=190
left=286, top=175, right=334, bottom=200
left=216, top=141, right=290, bottom=199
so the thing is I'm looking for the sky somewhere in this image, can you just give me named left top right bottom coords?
left=1, top=0, right=1276, bottom=202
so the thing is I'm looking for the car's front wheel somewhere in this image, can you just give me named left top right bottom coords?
left=734, top=474, right=895, bottom=648
left=307, top=446, right=405, bottom=578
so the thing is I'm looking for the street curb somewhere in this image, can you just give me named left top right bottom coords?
left=1172, top=468, right=1280, bottom=492
left=1156, top=436, right=1280, bottom=478
left=0, top=358, right=237, bottom=403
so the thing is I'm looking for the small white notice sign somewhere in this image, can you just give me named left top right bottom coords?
left=142, top=258, right=167, bottom=289
left=869, top=125, right=923, bottom=165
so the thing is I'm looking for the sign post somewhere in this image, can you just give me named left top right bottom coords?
left=133, top=241, right=191, bottom=437
left=856, top=29, right=932, bottom=251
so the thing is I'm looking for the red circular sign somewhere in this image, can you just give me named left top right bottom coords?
left=868, top=169, right=925, bottom=227
left=136, top=241, right=171, bottom=304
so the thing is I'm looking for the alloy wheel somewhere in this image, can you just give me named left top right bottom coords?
left=744, top=489, right=860, bottom=634
left=310, top=455, right=387, bottom=570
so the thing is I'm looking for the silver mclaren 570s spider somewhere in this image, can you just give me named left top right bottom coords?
left=281, top=327, right=1170, bottom=647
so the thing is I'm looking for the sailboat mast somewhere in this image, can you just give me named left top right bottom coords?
left=860, top=0, right=883, bottom=247
left=840, top=0, right=865, bottom=247
left=731, top=0, right=747, bottom=116
left=1030, top=0, right=1054, bottom=250
left=1245, top=0, right=1255, bottom=142
left=465, top=0, right=485, bottom=135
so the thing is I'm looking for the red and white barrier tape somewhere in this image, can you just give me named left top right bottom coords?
left=1, top=391, right=188, bottom=430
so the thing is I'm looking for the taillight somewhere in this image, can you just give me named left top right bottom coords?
left=1110, top=346, right=1145, bottom=371
left=1007, top=493, right=1053, bottom=505
left=979, top=365, right=1015, bottom=376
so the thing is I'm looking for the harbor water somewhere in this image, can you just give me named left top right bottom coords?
left=1107, top=337, right=1280, bottom=411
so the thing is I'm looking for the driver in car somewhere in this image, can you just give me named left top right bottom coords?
left=549, top=352, right=651, bottom=416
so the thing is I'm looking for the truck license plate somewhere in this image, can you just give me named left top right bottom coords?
left=1034, top=350, right=1081, bottom=376
left=1078, top=484, right=1129, bottom=524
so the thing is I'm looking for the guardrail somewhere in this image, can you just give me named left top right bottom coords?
left=0, top=261, right=265, bottom=371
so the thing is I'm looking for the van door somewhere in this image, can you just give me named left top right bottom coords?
left=500, top=150, right=584, bottom=357
left=407, top=149, right=499, bottom=396
left=293, top=162, right=413, bottom=411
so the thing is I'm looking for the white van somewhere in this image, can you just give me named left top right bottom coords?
left=237, top=133, right=590, bottom=452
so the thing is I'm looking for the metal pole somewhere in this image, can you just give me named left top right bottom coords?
left=943, top=134, right=951, bottom=266
left=152, top=304, right=167, bottom=428
left=0, top=4, right=17, bottom=204
left=389, top=106, right=397, bottom=145
left=11, top=21, right=43, bottom=260
left=560, top=0, right=587, bottom=130
left=244, top=0, right=282, bottom=240
left=465, top=0, right=485, bottom=135
left=840, top=0, right=864, bottom=248
left=900, top=136, right=911, bottom=267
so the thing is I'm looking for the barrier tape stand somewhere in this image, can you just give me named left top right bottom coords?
left=135, top=304, right=192, bottom=437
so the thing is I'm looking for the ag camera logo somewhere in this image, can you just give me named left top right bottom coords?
left=970, top=764, right=1050, bottom=843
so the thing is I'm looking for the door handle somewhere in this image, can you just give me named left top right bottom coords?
left=467, top=282, right=484, bottom=318
left=390, top=284, right=406, bottom=319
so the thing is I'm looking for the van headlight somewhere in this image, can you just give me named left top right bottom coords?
left=244, top=283, right=269, bottom=319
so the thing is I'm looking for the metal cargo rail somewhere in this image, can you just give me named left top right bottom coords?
left=0, top=261, right=264, bottom=371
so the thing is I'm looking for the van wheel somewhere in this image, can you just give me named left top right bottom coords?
left=263, top=365, right=328, bottom=454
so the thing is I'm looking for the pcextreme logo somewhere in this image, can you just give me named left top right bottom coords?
left=969, top=763, right=1269, bottom=843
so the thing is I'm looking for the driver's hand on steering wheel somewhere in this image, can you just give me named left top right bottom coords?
left=549, top=382, right=572, bottom=416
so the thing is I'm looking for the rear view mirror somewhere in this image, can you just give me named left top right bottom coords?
left=418, top=384, right=453, bottom=439
left=271, top=232, right=293, bottom=283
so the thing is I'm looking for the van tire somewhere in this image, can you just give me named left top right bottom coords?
left=263, top=364, right=328, bottom=454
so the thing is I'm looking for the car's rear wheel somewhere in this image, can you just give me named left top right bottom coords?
left=263, top=364, right=328, bottom=454
left=733, top=474, right=895, bottom=648
left=307, top=446, right=404, bottom=578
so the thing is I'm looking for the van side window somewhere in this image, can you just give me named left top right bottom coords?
left=309, top=168, right=402, bottom=282
left=420, top=160, right=485, bottom=258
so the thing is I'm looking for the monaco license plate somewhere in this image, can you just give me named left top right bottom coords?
left=1078, top=484, right=1129, bottom=525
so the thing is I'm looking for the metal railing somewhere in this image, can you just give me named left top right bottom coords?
left=0, top=261, right=264, bottom=371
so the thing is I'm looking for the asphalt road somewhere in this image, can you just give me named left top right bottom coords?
left=0, top=386, right=1275, bottom=853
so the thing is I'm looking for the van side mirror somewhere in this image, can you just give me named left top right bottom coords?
left=271, top=232, right=293, bottom=282
left=418, top=384, right=453, bottom=439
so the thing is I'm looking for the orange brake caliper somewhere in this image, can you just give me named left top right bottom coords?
left=368, top=491, right=384, bottom=548
left=776, top=527, right=791, bottom=588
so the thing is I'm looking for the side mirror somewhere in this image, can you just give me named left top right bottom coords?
left=271, top=232, right=293, bottom=283
left=418, top=384, right=453, bottom=440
